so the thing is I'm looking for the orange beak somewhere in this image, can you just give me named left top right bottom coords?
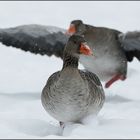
left=66, top=24, right=76, bottom=35
left=80, top=43, right=93, bottom=55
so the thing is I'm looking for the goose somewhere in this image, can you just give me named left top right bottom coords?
left=41, top=35, right=105, bottom=126
left=0, top=21, right=140, bottom=88
left=66, top=20, right=133, bottom=88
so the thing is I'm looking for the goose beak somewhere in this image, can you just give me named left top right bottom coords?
left=65, top=24, right=76, bottom=35
left=80, top=43, right=93, bottom=56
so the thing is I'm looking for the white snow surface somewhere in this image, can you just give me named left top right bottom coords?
left=0, top=1, right=140, bottom=139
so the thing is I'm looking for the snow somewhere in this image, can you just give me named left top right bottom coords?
left=0, top=1, right=140, bottom=139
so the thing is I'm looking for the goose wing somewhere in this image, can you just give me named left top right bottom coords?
left=118, top=31, right=140, bottom=62
left=79, top=70, right=103, bottom=87
left=0, top=24, right=69, bottom=58
left=79, top=70, right=105, bottom=108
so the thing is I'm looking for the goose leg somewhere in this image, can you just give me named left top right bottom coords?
left=105, top=74, right=126, bottom=88
left=59, top=121, right=65, bottom=129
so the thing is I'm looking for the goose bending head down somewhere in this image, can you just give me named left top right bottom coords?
left=41, top=35, right=105, bottom=127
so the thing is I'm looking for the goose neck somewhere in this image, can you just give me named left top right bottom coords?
left=62, top=52, right=79, bottom=69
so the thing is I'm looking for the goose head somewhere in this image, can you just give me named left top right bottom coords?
left=64, top=35, right=93, bottom=58
left=66, top=20, right=86, bottom=35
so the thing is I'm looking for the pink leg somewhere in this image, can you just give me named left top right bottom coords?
left=105, top=74, right=126, bottom=88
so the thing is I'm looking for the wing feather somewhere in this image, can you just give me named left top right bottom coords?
left=0, top=24, right=69, bottom=58
left=119, top=31, right=140, bottom=61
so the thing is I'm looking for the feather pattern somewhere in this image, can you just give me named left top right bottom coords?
left=41, top=35, right=105, bottom=123
left=119, top=31, right=140, bottom=61
left=0, top=24, right=69, bottom=58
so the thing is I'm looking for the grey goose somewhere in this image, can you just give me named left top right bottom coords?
left=0, top=20, right=140, bottom=88
left=41, top=35, right=105, bottom=126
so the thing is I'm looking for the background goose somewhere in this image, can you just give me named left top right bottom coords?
left=0, top=20, right=140, bottom=88
left=66, top=20, right=140, bottom=88
left=41, top=35, right=105, bottom=126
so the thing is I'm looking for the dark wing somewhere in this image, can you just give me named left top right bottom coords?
left=0, top=24, right=69, bottom=58
left=118, top=31, right=140, bottom=62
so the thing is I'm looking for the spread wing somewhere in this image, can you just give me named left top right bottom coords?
left=119, top=31, right=140, bottom=62
left=0, top=24, right=69, bottom=58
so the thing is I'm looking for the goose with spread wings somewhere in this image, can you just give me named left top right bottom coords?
left=0, top=20, right=140, bottom=88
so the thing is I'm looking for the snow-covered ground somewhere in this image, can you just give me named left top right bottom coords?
left=0, top=1, right=140, bottom=139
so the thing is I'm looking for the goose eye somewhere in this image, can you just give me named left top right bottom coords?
left=73, top=41, right=77, bottom=44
